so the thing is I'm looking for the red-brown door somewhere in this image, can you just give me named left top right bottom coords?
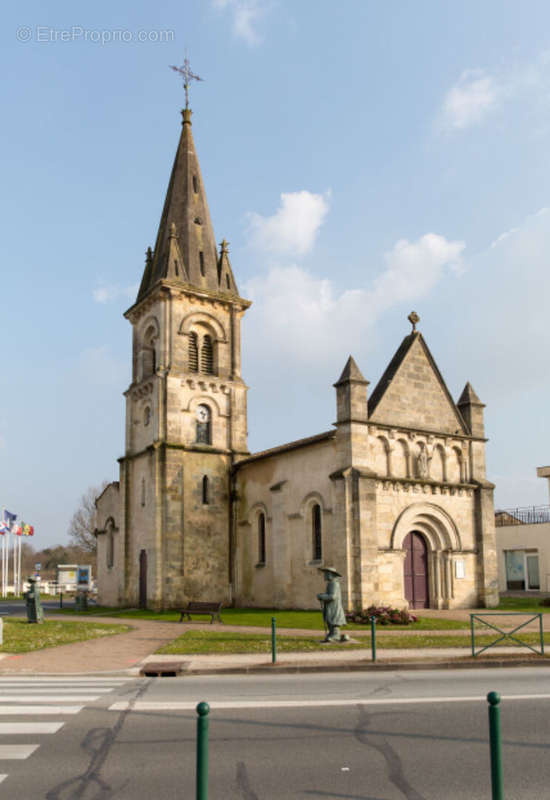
left=403, top=531, right=429, bottom=609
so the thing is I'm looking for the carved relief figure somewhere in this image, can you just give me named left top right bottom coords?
left=417, top=446, right=430, bottom=479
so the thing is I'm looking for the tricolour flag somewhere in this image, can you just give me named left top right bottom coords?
left=22, top=523, right=34, bottom=537
left=12, top=524, right=22, bottom=536
left=3, top=510, right=16, bottom=530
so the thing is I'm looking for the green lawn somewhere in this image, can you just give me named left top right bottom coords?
left=156, top=629, right=550, bottom=655
left=496, top=597, right=550, bottom=613
left=52, top=605, right=468, bottom=630
left=0, top=618, right=132, bottom=653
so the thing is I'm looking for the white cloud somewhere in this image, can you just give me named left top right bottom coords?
left=490, top=227, right=519, bottom=249
left=439, top=70, right=500, bottom=131
left=438, top=51, right=550, bottom=133
left=93, top=284, right=137, bottom=304
left=212, top=0, right=267, bottom=46
left=246, top=190, right=330, bottom=256
left=244, top=232, right=464, bottom=366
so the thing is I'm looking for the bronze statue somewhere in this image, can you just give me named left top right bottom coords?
left=317, top=567, right=349, bottom=643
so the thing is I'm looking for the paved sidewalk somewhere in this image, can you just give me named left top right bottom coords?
left=0, top=612, right=548, bottom=675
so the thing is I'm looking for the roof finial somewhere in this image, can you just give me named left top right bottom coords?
left=408, top=311, right=420, bottom=333
left=170, top=53, right=204, bottom=110
left=220, top=238, right=229, bottom=254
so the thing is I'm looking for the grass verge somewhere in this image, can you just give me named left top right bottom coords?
left=156, top=630, right=550, bottom=655
left=497, top=597, right=550, bottom=613
left=52, top=606, right=468, bottom=630
left=0, top=618, right=132, bottom=654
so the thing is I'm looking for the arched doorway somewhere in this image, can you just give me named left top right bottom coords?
left=139, top=549, right=147, bottom=609
left=403, top=531, right=429, bottom=609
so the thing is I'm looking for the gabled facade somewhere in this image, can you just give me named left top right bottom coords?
left=95, top=106, right=498, bottom=611
left=234, top=330, right=498, bottom=610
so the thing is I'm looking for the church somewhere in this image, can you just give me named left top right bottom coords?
left=95, top=103, right=499, bottom=612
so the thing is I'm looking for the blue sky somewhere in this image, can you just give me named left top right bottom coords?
left=3, top=0, right=550, bottom=546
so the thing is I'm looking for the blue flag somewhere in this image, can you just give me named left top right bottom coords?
left=3, top=510, right=17, bottom=531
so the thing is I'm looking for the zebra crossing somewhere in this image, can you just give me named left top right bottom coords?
left=0, top=676, right=133, bottom=785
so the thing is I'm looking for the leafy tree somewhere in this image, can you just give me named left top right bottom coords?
left=67, top=482, right=109, bottom=554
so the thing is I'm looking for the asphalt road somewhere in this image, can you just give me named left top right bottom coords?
left=2, top=667, right=550, bottom=799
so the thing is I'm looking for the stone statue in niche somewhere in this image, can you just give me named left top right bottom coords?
left=317, top=567, right=349, bottom=643
left=417, top=447, right=430, bottom=479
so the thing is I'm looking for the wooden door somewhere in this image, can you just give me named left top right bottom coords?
left=139, top=549, right=147, bottom=609
left=403, top=531, right=429, bottom=609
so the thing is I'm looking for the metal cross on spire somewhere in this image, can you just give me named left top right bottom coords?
left=170, top=55, right=204, bottom=109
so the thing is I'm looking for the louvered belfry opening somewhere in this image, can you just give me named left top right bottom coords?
left=188, top=332, right=199, bottom=372
left=201, top=335, right=214, bottom=374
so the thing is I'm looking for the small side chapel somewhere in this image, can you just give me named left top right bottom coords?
left=95, top=105, right=499, bottom=611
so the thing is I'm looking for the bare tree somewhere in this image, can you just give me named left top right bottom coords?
left=68, top=482, right=109, bottom=554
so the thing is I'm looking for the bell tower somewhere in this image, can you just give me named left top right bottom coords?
left=119, top=105, right=250, bottom=609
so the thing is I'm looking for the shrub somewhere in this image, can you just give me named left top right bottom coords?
left=346, top=604, right=417, bottom=625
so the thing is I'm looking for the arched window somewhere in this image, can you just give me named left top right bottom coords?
left=188, top=332, right=199, bottom=372
left=202, top=475, right=209, bottom=505
left=143, top=406, right=151, bottom=426
left=258, top=513, right=266, bottom=564
left=141, top=323, right=158, bottom=379
left=196, top=404, right=211, bottom=444
left=106, top=520, right=115, bottom=569
left=312, top=504, right=322, bottom=561
left=201, top=335, right=214, bottom=374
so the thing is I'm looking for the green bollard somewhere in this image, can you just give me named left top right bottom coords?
left=272, top=617, right=277, bottom=664
left=370, top=615, right=377, bottom=662
left=487, top=691, right=503, bottom=800
left=196, top=701, right=210, bottom=800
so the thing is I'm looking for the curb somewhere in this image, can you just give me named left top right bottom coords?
left=179, top=656, right=550, bottom=676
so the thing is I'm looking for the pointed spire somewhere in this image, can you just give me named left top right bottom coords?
left=334, top=355, right=368, bottom=386
left=217, top=239, right=238, bottom=293
left=457, top=381, right=484, bottom=407
left=457, top=382, right=485, bottom=437
left=334, top=356, right=369, bottom=424
left=136, top=109, right=239, bottom=302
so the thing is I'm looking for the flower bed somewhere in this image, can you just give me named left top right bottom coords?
left=346, top=605, right=418, bottom=625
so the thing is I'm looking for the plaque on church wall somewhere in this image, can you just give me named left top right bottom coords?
left=455, top=559, right=465, bottom=579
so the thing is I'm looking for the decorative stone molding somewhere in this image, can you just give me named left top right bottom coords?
left=132, top=381, right=154, bottom=400
left=390, top=502, right=462, bottom=551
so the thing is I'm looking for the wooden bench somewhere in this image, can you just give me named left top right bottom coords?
left=178, top=601, right=223, bottom=624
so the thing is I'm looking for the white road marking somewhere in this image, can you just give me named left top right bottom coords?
left=0, top=678, right=130, bottom=684
left=0, top=745, right=39, bottom=759
left=0, top=722, right=64, bottom=734
left=0, top=695, right=101, bottom=702
left=0, top=687, right=113, bottom=693
left=0, top=706, right=83, bottom=715
left=109, top=693, right=550, bottom=712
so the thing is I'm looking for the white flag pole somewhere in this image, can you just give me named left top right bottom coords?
left=18, top=535, right=21, bottom=595
left=1, top=514, right=5, bottom=598
left=12, top=531, right=16, bottom=596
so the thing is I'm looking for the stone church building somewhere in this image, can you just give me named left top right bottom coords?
left=95, top=105, right=499, bottom=611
